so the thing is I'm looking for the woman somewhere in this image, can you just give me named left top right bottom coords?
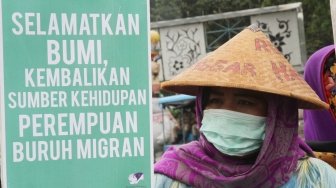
left=303, top=45, right=336, bottom=167
left=154, top=25, right=336, bottom=187
left=303, top=45, right=336, bottom=141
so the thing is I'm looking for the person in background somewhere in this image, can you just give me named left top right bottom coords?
left=303, top=45, right=336, bottom=168
left=153, top=25, right=336, bottom=188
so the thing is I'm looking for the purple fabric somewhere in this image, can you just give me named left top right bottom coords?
left=154, top=89, right=312, bottom=188
left=303, top=45, right=336, bottom=141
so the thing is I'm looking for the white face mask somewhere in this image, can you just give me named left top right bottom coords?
left=200, top=109, right=266, bottom=156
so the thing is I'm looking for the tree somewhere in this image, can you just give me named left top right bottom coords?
left=150, top=0, right=333, bottom=56
left=302, top=0, right=333, bottom=55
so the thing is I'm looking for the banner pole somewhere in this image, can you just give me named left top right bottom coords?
left=331, top=0, right=336, bottom=55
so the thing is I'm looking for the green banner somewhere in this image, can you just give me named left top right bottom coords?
left=0, top=0, right=152, bottom=187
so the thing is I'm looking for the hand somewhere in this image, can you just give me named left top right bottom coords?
left=326, top=76, right=335, bottom=91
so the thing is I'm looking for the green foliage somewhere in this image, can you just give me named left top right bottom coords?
left=150, top=0, right=334, bottom=57
left=303, top=0, right=333, bottom=54
left=150, top=0, right=182, bottom=21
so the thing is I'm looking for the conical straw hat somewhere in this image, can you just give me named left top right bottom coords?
left=161, top=25, right=328, bottom=109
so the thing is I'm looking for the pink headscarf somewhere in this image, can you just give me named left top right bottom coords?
left=154, top=89, right=313, bottom=188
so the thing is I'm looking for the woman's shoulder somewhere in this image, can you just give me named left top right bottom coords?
left=300, top=156, right=336, bottom=175
left=313, top=151, right=336, bottom=169
left=282, top=156, right=336, bottom=188
left=153, top=173, right=192, bottom=188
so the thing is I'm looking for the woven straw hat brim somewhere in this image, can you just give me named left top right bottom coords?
left=161, top=81, right=328, bottom=109
left=161, top=26, right=328, bottom=110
